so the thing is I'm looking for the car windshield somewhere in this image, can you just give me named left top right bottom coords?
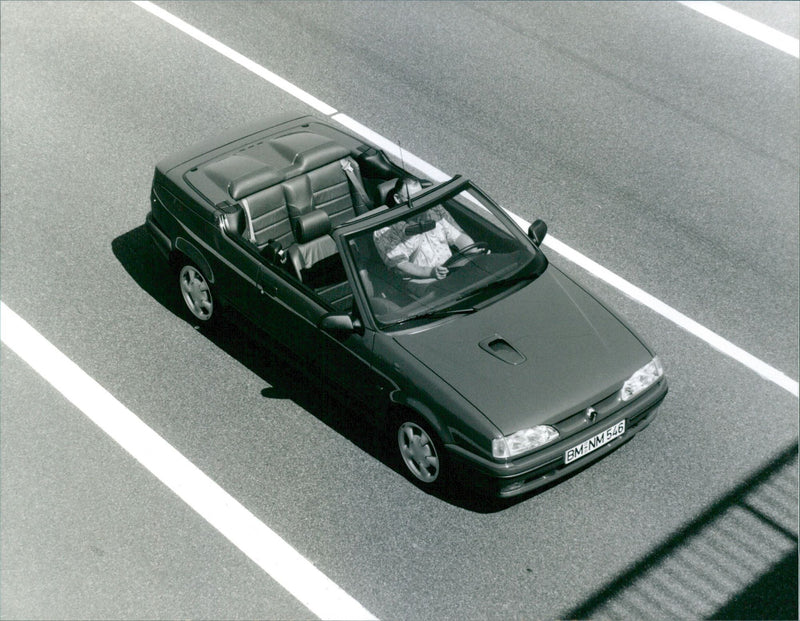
left=345, top=182, right=547, bottom=328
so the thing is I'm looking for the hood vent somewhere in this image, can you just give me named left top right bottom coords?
left=479, top=335, right=527, bottom=365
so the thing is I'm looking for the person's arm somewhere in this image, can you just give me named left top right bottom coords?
left=453, top=232, right=474, bottom=250
left=376, top=224, right=444, bottom=278
left=394, top=260, right=442, bottom=279
left=438, top=212, right=474, bottom=250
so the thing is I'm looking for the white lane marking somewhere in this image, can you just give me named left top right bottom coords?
left=0, top=302, right=377, bottom=621
left=132, top=1, right=337, bottom=115
left=132, top=4, right=799, bottom=396
left=680, top=1, right=800, bottom=58
left=332, top=114, right=450, bottom=183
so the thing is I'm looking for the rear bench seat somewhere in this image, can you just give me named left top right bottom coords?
left=227, top=137, right=370, bottom=297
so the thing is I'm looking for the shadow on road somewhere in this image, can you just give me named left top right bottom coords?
left=562, top=443, right=798, bottom=620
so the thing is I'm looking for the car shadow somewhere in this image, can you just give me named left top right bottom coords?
left=113, top=225, right=597, bottom=513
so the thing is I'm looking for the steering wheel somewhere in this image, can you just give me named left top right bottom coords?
left=443, top=241, right=489, bottom=269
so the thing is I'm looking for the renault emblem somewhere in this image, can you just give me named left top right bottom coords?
left=585, top=407, right=597, bottom=423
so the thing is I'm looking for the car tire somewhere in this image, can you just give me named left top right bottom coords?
left=396, top=414, right=448, bottom=489
left=177, top=260, right=216, bottom=326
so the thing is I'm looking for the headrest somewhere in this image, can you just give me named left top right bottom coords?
left=293, top=143, right=350, bottom=174
left=219, top=203, right=247, bottom=237
left=229, top=167, right=284, bottom=200
left=295, top=209, right=331, bottom=243
left=377, top=178, right=398, bottom=206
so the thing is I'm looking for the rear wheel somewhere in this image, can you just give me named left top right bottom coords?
left=396, top=416, right=447, bottom=487
left=178, top=262, right=215, bottom=324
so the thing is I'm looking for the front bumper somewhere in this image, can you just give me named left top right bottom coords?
left=448, top=378, right=668, bottom=498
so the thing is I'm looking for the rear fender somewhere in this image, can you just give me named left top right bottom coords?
left=175, top=237, right=215, bottom=284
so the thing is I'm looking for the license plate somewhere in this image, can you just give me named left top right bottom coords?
left=564, top=420, right=626, bottom=465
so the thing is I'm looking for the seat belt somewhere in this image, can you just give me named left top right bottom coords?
left=340, top=158, right=372, bottom=212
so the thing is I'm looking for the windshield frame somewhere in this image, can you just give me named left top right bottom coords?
left=334, top=176, right=547, bottom=331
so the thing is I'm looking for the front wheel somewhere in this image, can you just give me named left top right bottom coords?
left=396, top=417, right=447, bottom=487
left=178, top=262, right=215, bottom=324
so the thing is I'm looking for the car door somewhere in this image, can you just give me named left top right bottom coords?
left=316, top=318, right=389, bottom=416
left=217, top=229, right=389, bottom=414
left=259, top=263, right=389, bottom=414
left=254, top=261, right=322, bottom=359
left=203, top=223, right=311, bottom=363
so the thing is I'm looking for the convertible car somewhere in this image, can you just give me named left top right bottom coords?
left=145, top=112, right=667, bottom=497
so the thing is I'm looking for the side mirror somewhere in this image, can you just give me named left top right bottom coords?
left=528, top=219, right=547, bottom=246
left=319, top=313, right=363, bottom=336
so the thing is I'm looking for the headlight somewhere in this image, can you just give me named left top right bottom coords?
left=492, top=425, right=559, bottom=459
left=620, top=356, right=663, bottom=402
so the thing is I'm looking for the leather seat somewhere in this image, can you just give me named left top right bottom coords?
left=285, top=209, right=337, bottom=282
left=227, top=139, right=374, bottom=293
left=238, top=183, right=295, bottom=250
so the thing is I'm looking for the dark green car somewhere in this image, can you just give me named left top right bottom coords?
left=146, top=112, right=667, bottom=497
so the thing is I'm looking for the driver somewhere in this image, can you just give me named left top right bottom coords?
left=373, top=178, right=475, bottom=281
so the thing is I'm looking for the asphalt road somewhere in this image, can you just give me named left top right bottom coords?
left=1, top=2, right=797, bottom=619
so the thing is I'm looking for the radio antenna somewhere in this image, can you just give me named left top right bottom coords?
left=397, top=141, right=414, bottom=209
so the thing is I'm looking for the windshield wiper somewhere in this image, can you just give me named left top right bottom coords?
left=388, top=306, right=477, bottom=327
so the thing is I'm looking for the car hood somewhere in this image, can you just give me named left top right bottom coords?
left=392, top=268, right=653, bottom=435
